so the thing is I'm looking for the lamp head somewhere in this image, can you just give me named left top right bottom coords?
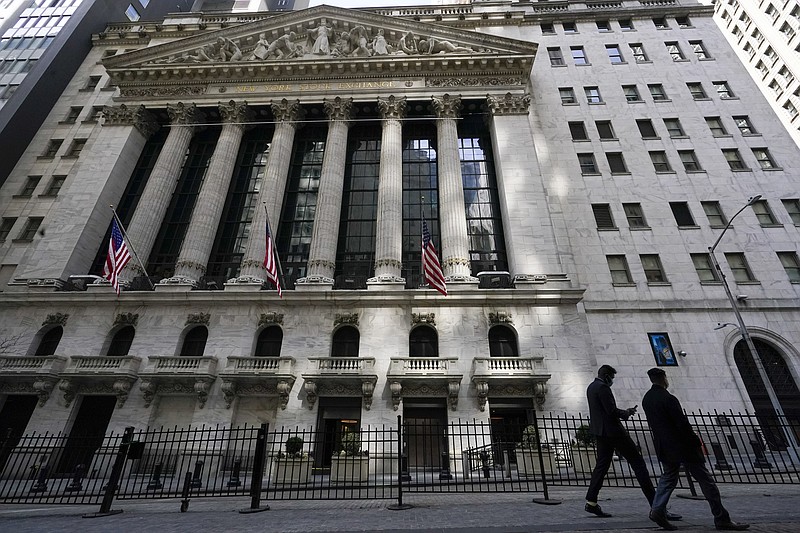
left=747, top=195, right=762, bottom=206
left=714, top=322, right=737, bottom=331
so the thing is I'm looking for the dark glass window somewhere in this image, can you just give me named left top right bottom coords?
left=34, top=326, right=63, bottom=356
left=409, top=326, right=438, bottom=357
left=277, top=127, right=326, bottom=288
left=180, top=326, right=208, bottom=357
left=107, top=326, right=135, bottom=356
left=489, top=326, right=518, bottom=357
left=254, top=326, right=283, bottom=357
left=331, top=326, right=360, bottom=357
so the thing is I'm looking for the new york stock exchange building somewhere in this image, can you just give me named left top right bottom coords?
left=1, top=0, right=799, bottom=471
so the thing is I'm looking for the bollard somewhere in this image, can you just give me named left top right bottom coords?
left=710, top=442, right=733, bottom=471
left=239, top=423, right=269, bottom=513
left=502, top=450, right=511, bottom=479
left=29, top=464, right=49, bottom=493
left=227, top=459, right=242, bottom=487
left=146, top=462, right=164, bottom=490
left=439, top=451, right=453, bottom=480
left=750, top=439, right=773, bottom=469
left=190, top=460, right=204, bottom=489
left=180, top=471, right=192, bottom=512
left=83, top=426, right=134, bottom=518
left=479, top=451, right=490, bottom=478
left=65, top=464, right=86, bottom=492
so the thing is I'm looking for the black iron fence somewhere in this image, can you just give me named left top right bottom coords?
left=0, top=411, right=797, bottom=513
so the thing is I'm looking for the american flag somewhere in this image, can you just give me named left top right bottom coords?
left=422, top=218, right=447, bottom=296
left=263, top=218, right=282, bottom=298
left=103, top=218, right=131, bottom=296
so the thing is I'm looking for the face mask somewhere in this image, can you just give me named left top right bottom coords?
left=604, top=376, right=614, bottom=386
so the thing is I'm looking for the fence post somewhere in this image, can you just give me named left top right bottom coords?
left=388, top=415, right=412, bottom=510
left=190, top=460, right=204, bottom=488
left=239, top=423, right=269, bottom=513
left=83, top=426, right=134, bottom=518
left=180, top=471, right=192, bottom=512
left=531, top=411, right=561, bottom=505
left=146, top=462, right=164, bottom=489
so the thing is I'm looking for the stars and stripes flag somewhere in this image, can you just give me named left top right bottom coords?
left=103, top=218, right=131, bottom=296
left=263, top=218, right=282, bottom=298
left=422, top=218, right=447, bottom=296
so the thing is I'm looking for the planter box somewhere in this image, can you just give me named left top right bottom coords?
left=272, top=458, right=312, bottom=484
left=330, top=456, right=369, bottom=483
left=517, top=448, right=555, bottom=476
left=571, top=446, right=597, bottom=474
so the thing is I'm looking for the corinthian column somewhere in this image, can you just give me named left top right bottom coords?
left=162, top=100, right=251, bottom=286
left=368, top=96, right=406, bottom=285
left=296, top=97, right=353, bottom=287
left=230, top=99, right=304, bottom=285
left=432, top=94, right=474, bottom=281
left=120, top=102, right=201, bottom=284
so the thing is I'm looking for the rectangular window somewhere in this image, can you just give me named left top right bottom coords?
left=596, top=120, right=615, bottom=139
left=0, top=217, right=16, bottom=242
left=678, top=150, right=702, bottom=171
left=752, top=199, right=778, bottom=225
left=705, top=117, right=728, bottom=136
left=623, top=203, right=648, bottom=228
left=733, top=116, right=756, bottom=135
left=42, top=139, right=62, bottom=158
left=563, top=22, right=577, bottom=33
left=782, top=199, right=800, bottom=225
left=584, top=86, right=602, bottom=103
left=689, top=40, right=711, bottom=59
left=623, top=85, right=642, bottom=102
left=629, top=43, right=648, bottom=62
left=637, top=119, right=658, bottom=138
left=784, top=101, right=799, bottom=120
left=691, top=253, right=719, bottom=282
left=752, top=148, right=778, bottom=169
left=653, top=17, right=669, bottom=29
left=619, top=19, right=634, bottom=31
left=666, top=42, right=685, bottom=60
left=541, top=23, right=555, bottom=35
left=777, top=252, right=800, bottom=282
left=607, top=255, right=633, bottom=284
left=606, top=44, right=624, bottom=63
left=548, top=47, right=565, bottom=66
left=663, top=118, right=685, bottom=137
left=676, top=15, right=691, bottom=28
left=606, top=152, right=627, bottom=173
left=641, top=254, right=667, bottom=283
left=725, top=252, right=756, bottom=282
left=687, top=82, right=707, bottom=99
left=65, top=138, right=87, bottom=157
left=648, top=84, right=668, bottom=101
left=578, top=153, right=598, bottom=174
left=701, top=201, right=727, bottom=227
left=19, top=175, right=41, bottom=197
left=85, top=76, right=101, bottom=90
left=559, top=87, right=577, bottom=104
left=569, top=121, right=589, bottom=141
left=649, top=151, right=672, bottom=172
left=592, top=204, right=616, bottom=229
left=713, top=81, right=735, bottom=98
left=596, top=20, right=611, bottom=32
left=670, top=202, right=696, bottom=227
left=63, top=106, right=82, bottom=124
left=571, top=46, right=589, bottom=65
left=722, top=149, right=748, bottom=170
left=85, top=106, right=104, bottom=122
left=15, top=217, right=43, bottom=242
left=43, top=175, right=66, bottom=196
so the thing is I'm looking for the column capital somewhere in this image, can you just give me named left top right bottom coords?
left=432, top=94, right=462, bottom=119
left=272, top=98, right=305, bottom=124
left=167, top=102, right=203, bottom=125
left=219, top=100, right=253, bottom=124
left=377, top=95, right=407, bottom=120
left=323, top=96, right=354, bottom=123
left=487, top=92, right=531, bottom=115
left=102, top=104, right=160, bottom=138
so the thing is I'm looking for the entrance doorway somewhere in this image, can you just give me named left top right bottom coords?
left=489, top=400, right=533, bottom=465
left=57, top=395, right=116, bottom=474
left=404, top=400, right=447, bottom=469
left=314, top=397, right=361, bottom=472
left=0, top=395, right=38, bottom=471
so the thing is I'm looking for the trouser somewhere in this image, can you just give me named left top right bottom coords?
left=651, top=461, right=731, bottom=523
left=585, top=434, right=656, bottom=504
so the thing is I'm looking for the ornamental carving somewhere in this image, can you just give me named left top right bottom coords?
left=323, top=96, right=354, bottom=122
left=304, top=380, right=318, bottom=409
left=121, top=86, right=206, bottom=98
left=377, top=96, right=407, bottom=120
left=488, top=312, right=513, bottom=325
left=32, top=379, right=56, bottom=407
left=534, top=381, right=548, bottom=409
left=219, top=100, right=252, bottom=124
left=186, top=313, right=210, bottom=326
left=114, top=313, right=139, bottom=327
left=167, top=102, right=202, bottom=125
left=411, top=313, right=435, bottom=326
left=258, top=312, right=284, bottom=327
left=475, top=380, right=489, bottom=412
left=432, top=94, right=461, bottom=119
left=42, top=313, right=69, bottom=327
left=194, top=379, right=213, bottom=408
left=334, top=313, right=359, bottom=327
left=102, top=104, right=160, bottom=137
left=374, top=258, right=402, bottom=270
left=487, top=93, right=531, bottom=115
left=272, top=98, right=305, bottom=123
left=426, top=76, right=524, bottom=88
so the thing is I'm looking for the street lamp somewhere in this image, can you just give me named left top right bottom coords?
left=708, top=195, right=799, bottom=459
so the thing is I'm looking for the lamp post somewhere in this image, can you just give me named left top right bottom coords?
left=708, top=195, right=799, bottom=460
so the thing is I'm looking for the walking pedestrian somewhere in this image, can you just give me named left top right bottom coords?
left=643, top=367, right=749, bottom=531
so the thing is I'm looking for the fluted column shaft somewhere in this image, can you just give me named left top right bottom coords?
left=121, top=103, right=200, bottom=283
left=167, top=101, right=250, bottom=284
left=433, top=94, right=472, bottom=280
left=371, top=96, right=407, bottom=282
left=234, top=99, right=303, bottom=282
left=299, top=97, right=353, bottom=284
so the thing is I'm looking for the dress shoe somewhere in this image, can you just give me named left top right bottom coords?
left=649, top=510, right=678, bottom=531
left=666, top=511, right=683, bottom=521
left=585, top=503, right=612, bottom=518
left=715, top=521, right=750, bottom=531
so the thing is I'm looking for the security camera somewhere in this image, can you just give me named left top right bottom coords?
left=677, top=351, right=687, bottom=357
left=736, top=294, right=749, bottom=301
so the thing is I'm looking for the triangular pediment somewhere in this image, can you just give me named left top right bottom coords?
left=104, top=5, right=536, bottom=87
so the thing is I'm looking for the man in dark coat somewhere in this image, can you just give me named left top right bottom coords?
left=643, top=367, right=749, bottom=531
left=584, top=365, right=670, bottom=519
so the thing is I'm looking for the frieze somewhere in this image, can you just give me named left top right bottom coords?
left=186, top=313, right=211, bottom=326
left=42, top=313, right=69, bottom=327
left=120, top=86, right=206, bottom=98
left=334, top=313, right=359, bottom=327
left=114, top=312, right=139, bottom=327
left=426, top=76, right=524, bottom=88
left=258, top=312, right=284, bottom=327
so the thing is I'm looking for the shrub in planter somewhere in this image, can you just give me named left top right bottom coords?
left=274, top=436, right=312, bottom=484
left=331, top=431, right=369, bottom=483
left=571, top=424, right=597, bottom=475
left=517, top=425, right=555, bottom=476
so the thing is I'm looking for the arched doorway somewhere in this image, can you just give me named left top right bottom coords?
left=734, top=338, right=800, bottom=449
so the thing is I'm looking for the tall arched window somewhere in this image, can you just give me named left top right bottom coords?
left=106, top=326, right=135, bottom=356
left=489, top=325, right=518, bottom=357
left=409, top=326, right=438, bottom=357
left=180, top=326, right=208, bottom=357
left=331, top=326, right=359, bottom=357
left=34, top=326, right=63, bottom=356
left=254, top=326, right=283, bottom=357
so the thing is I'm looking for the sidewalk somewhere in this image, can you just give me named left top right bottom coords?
left=0, top=484, right=797, bottom=532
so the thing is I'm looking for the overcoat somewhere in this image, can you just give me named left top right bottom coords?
left=642, top=384, right=704, bottom=464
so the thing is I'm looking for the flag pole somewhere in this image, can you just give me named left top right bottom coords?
left=263, top=203, right=285, bottom=286
left=420, top=195, right=426, bottom=289
left=109, top=205, right=153, bottom=290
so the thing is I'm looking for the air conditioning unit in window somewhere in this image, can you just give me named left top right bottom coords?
left=477, top=271, right=513, bottom=289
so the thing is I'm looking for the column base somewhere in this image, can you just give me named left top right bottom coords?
left=445, top=275, right=479, bottom=283
left=158, top=275, right=198, bottom=287
left=154, top=282, right=194, bottom=292
left=513, top=273, right=571, bottom=286
left=367, top=275, right=406, bottom=290
left=294, top=275, right=333, bottom=291
left=223, top=282, right=264, bottom=292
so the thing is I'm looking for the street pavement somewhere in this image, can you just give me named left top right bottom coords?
left=0, top=484, right=798, bottom=532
